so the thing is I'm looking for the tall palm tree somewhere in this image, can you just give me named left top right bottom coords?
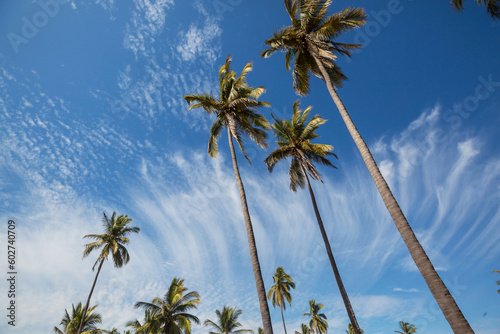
left=295, top=324, right=311, bottom=334
left=265, top=100, right=361, bottom=333
left=183, top=56, right=273, bottom=334
left=302, top=300, right=328, bottom=334
left=78, top=212, right=141, bottom=334
left=54, top=302, right=104, bottom=334
left=451, top=0, right=500, bottom=19
left=395, top=321, right=417, bottom=334
left=345, top=324, right=363, bottom=334
left=261, top=2, right=474, bottom=333
left=204, top=306, right=254, bottom=334
left=267, top=267, right=296, bottom=334
left=126, top=309, right=162, bottom=334
left=135, top=277, right=201, bottom=334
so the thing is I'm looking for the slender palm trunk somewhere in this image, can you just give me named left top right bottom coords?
left=313, top=55, right=474, bottom=333
left=227, top=127, right=274, bottom=334
left=280, top=303, right=287, bottom=334
left=299, top=163, right=362, bottom=334
left=77, top=258, right=105, bottom=334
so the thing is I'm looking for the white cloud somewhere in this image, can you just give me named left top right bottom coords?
left=176, top=18, right=222, bottom=62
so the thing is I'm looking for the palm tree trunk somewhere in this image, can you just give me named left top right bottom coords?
left=227, top=127, right=274, bottom=334
left=299, top=163, right=362, bottom=334
left=313, top=55, right=474, bottom=334
left=77, top=258, right=105, bottom=334
left=280, top=303, right=287, bottom=334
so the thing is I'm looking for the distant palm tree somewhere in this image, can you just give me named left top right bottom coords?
left=302, top=300, right=328, bottom=334
left=54, top=302, right=104, bottom=334
left=451, top=0, right=500, bottom=19
left=105, top=329, right=119, bottom=334
left=135, top=278, right=200, bottom=334
left=261, top=2, right=474, bottom=333
left=268, top=267, right=296, bottom=334
left=265, top=100, right=360, bottom=333
left=204, top=306, right=254, bottom=334
left=295, top=324, right=311, bottom=334
left=257, top=328, right=264, bottom=334
left=493, top=270, right=500, bottom=294
left=126, top=309, right=161, bottom=334
left=395, top=321, right=417, bottom=334
left=345, top=324, right=363, bottom=334
left=184, top=56, right=274, bottom=334
left=78, top=212, right=140, bottom=334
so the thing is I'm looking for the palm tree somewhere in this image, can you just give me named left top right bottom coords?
left=261, top=2, right=474, bottom=333
left=54, top=302, right=104, bottom=334
left=395, top=321, right=417, bottom=334
left=302, top=300, right=328, bottom=334
left=451, top=0, right=500, bottom=19
left=345, top=324, right=363, bottom=334
left=258, top=328, right=264, bottom=334
left=295, top=324, right=311, bottom=334
left=267, top=267, right=296, bottom=334
left=493, top=270, right=500, bottom=294
left=265, top=100, right=361, bottom=333
left=126, top=309, right=162, bottom=334
left=135, top=277, right=201, bottom=334
left=105, top=329, right=119, bottom=334
left=204, top=306, right=254, bottom=334
left=78, top=212, right=141, bottom=334
left=183, top=56, right=273, bottom=334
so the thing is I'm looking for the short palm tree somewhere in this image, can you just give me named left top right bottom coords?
left=261, top=2, right=474, bottom=333
left=126, top=309, right=162, bottom=334
left=135, top=277, right=200, bottom=334
left=295, top=324, right=311, bottom=334
left=451, top=0, right=500, bottom=19
left=267, top=267, right=296, bottom=334
left=265, top=100, right=360, bottom=333
left=257, top=328, right=264, bottom=334
left=345, top=324, right=363, bottom=334
left=78, top=212, right=140, bottom=334
left=395, top=321, right=417, bottom=334
left=204, top=306, right=254, bottom=334
left=54, top=302, right=104, bottom=334
left=302, top=300, right=328, bottom=334
left=184, top=56, right=273, bottom=334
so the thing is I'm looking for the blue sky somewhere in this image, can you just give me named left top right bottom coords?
left=0, top=0, right=499, bottom=333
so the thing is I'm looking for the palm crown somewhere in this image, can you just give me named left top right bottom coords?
left=451, top=0, right=500, bottom=19
left=204, top=306, right=254, bottom=334
left=83, top=212, right=140, bottom=270
left=395, top=321, right=417, bottom=334
left=54, top=303, right=103, bottom=334
left=184, top=56, right=270, bottom=163
left=302, top=300, right=328, bottom=334
left=265, top=100, right=337, bottom=191
left=135, top=278, right=201, bottom=334
left=261, top=0, right=367, bottom=95
left=267, top=267, right=296, bottom=310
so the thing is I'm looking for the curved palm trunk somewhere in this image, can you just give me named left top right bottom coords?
left=77, top=258, right=105, bottom=334
left=313, top=55, right=474, bottom=333
left=227, top=127, right=274, bottom=334
left=280, top=303, right=287, bottom=334
left=300, top=164, right=362, bottom=334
